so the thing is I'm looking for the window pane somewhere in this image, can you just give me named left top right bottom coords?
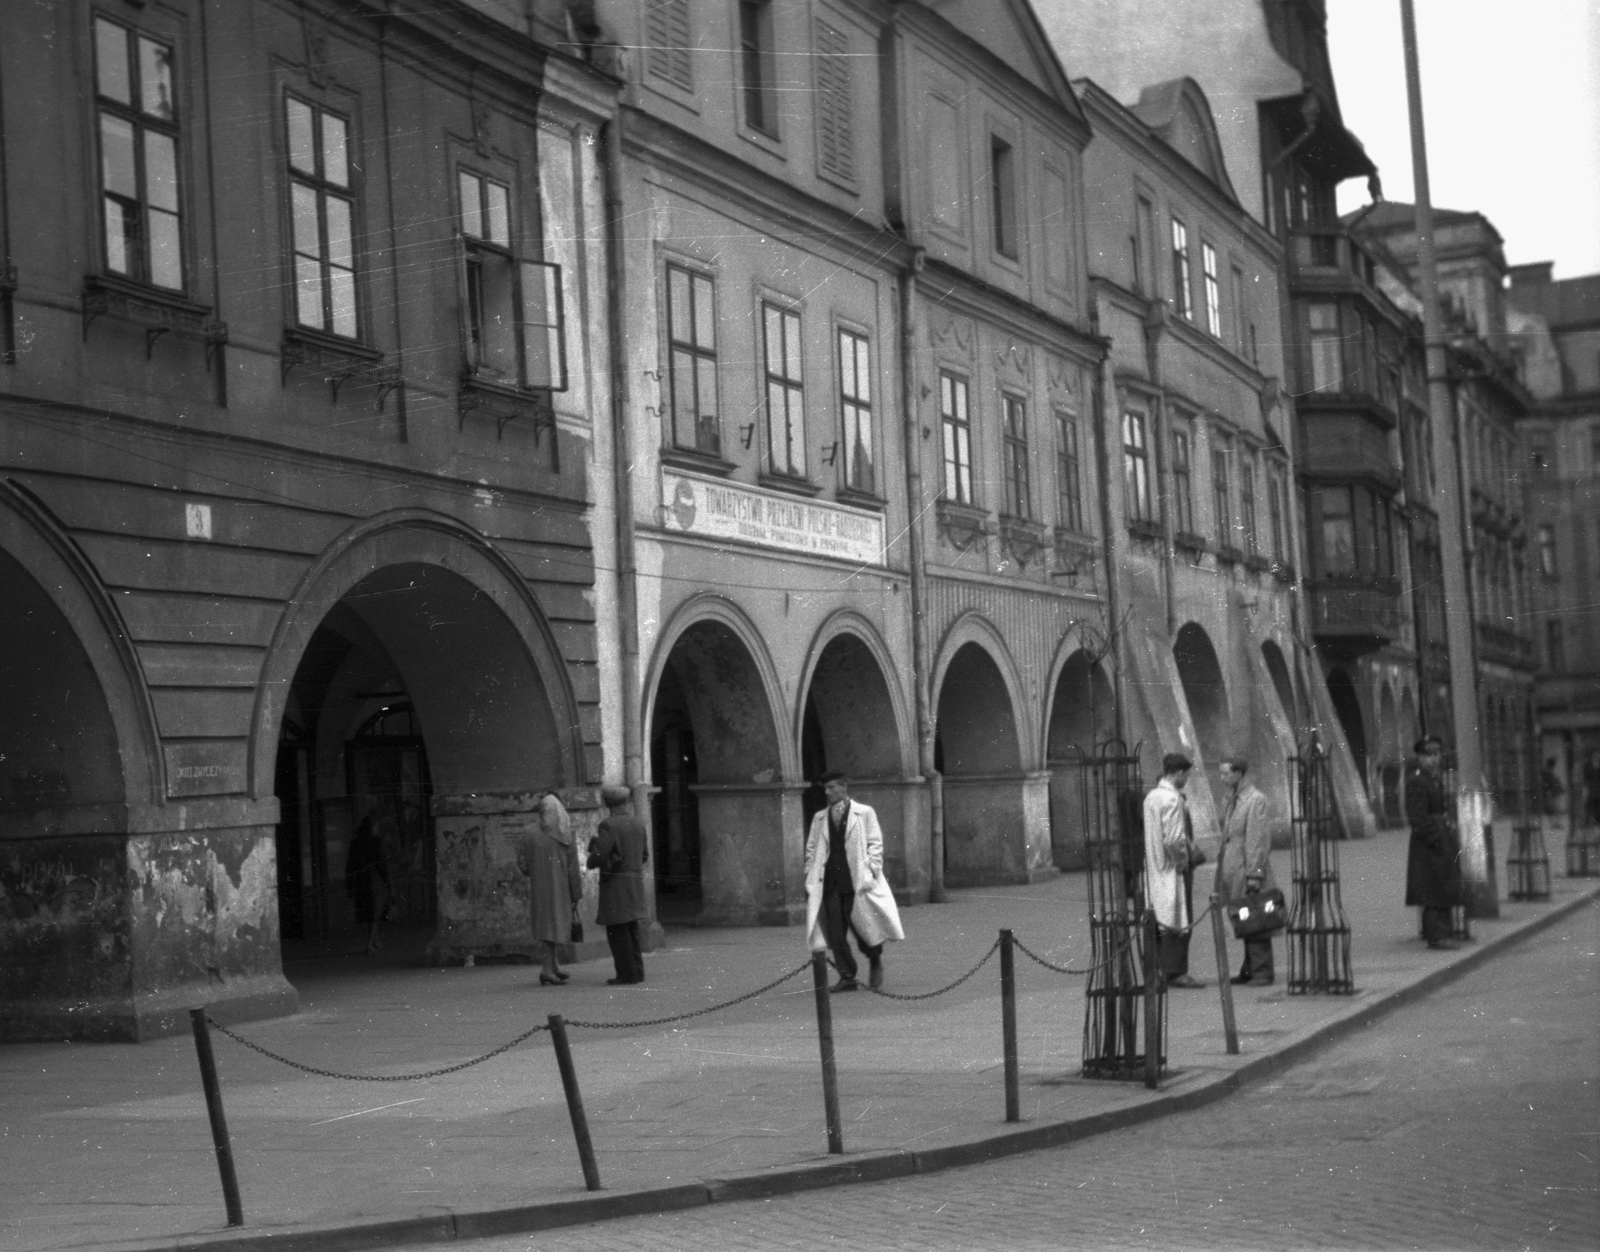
left=286, top=98, right=316, bottom=174
left=144, top=131, right=179, bottom=212
left=104, top=199, right=135, bottom=275
left=148, top=209, right=182, bottom=289
left=324, top=195, right=353, bottom=269
left=329, top=266, right=357, bottom=338
left=519, top=260, right=563, bottom=389
left=783, top=311, right=801, bottom=380
left=290, top=183, right=321, bottom=256
left=138, top=37, right=175, bottom=121
left=100, top=114, right=137, bottom=198
left=295, top=255, right=324, bottom=327
left=322, top=114, right=349, bottom=187
left=695, top=361, right=718, bottom=449
left=787, top=390, right=806, bottom=476
left=692, top=275, right=715, bottom=349
left=763, top=305, right=781, bottom=370
left=668, top=267, right=690, bottom=341
left=486, top=182, right=510, bottom=247
left=95, top=20, right=131, bottom=105
left=853, top=339, right=869, bottom=403
left=671, top=347, right=696, bottom=444
left=459, top=171, right=483, bottom=238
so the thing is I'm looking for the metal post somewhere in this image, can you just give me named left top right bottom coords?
left=547, top=1015, right=601, bottom=1191
left=1209, top=895, right=1239, bottom=1055
left=810, top=952, right=844, bottom=1154
left=1000, top=929, right=1019, bottom=1122
left=187, top=1009, right=243, bottom=1228
left=1142, top=910, right=1160, bottom=1090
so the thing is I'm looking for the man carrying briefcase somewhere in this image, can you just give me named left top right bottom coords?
left=1216, top=757, right=1280, bottom=986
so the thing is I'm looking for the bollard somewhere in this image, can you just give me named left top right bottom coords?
left=810, top=951, right=844, bottom=1154
left=999, top=929, right=1020, bottom=1122
left=1142, top=910, right=1160, bottom=1090
left=188, top=1009, right=244, bottom=1227
left=547, top=1015, right=601, bottom=1191
left=1209, top=894, right=1239, bottom=1055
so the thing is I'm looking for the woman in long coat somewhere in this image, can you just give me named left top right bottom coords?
left=528, top=792, right=582, bottom=984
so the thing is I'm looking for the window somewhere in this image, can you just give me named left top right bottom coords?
left=1231, top=265, right=1247, bottom=351
left=1202, top=243, right=1221, bottom=336
left=287, top=96, right=356, bottom=337
left=1240, top=456, right=1258, bottom=555
left=940, top=372, right=972, bottom=504
left=838, top=330, right=872, bottom=493
left=1132, top=195, right=1155, bottom=295
left=1170, top=218, right=1193, bottom=320
left=1547, top=619, right=1566, bottom=672
left=94, top=16, right=183, bottom=290
left=645, top=0, right=692, bottom=91
left=1056, top=409, right=1083, bottom=532
left=739, top=0, right=778, bottom=138
left=813, top=21, right=854, bottom=182
left=1002, top=394, right=1030, bottom=518
left=763, top=303, right=805, bottom=477
left=1368, top=492, right=1393, bottom=578
left=666, top=264, right=719, bottom=454
left=1537, top=523, right=1557, bottom=577
left=1527, top=432, right=1553, bottom=475
left=1268, top=464, right=1287, bottom=561
left=1171, top=424, right=1194, bottom=535
left=1122, top=409, right=1152, bottom=522
left=1307, top=302, right=1342, bottom=393
left=457, top=170, right=564, bottom=390
left=1211, top=438, right=1232, bottom=546
left=1320, top=486, right=1355, bottom=575
left=991, top=137, right=1018, bottom=259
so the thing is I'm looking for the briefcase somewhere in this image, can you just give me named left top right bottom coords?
left=1228, top=888, right=1287, bottom=939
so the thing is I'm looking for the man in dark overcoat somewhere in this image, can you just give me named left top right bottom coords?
left=1404, top=735, right=1459, bottom=948
left=588, top=785, right=650, bottom=985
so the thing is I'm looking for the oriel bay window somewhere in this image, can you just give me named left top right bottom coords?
left=95, top=16, right=183, bottom=290
left=763, top=303, right=806, bottom=478
left=941, top=371, right=972, bottom=504
left=287, top=96, right=357, bottom=337
left=1122, top=409, right=1152, bottom=523
left=456, top=169, right=566, bottom=390
left=1312, top=483, right=1398, bottom=582
left=838, top=330, right=873, bottom=493
left=666, top=264, right=719, bottom=454
left=1002, top=393, right=1030, bottom=518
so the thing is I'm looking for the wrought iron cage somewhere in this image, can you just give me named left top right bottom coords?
left=1286, top=733, right=1355, bottom=994
left=1078, top=739, right=1163, bottom=1079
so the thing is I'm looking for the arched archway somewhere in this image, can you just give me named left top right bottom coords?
left=255, top=515, right=582, bottom=967
left=1045, top=647, right=1115, bottom=868
left=1326, top=669, right=1368, bottom=788
left=1174, top=623, right=1230, bottom=757
left=798, top=621, right=913, bottom=887
left=646, top=603, right=790, bottom=926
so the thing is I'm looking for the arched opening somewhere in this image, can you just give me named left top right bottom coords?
left=1261, top=639, right=1297, bottom=730
left=648, top=619, right=785, bottom=925
left=1326, top=669, right=1368, bottom=788
left=1174, top=623, right=1230, bottom=758
left=935, top=641, right=1027, bottom=885
left=1377, top=684, right=1401, bottom=825
left=273, top=562, right=565, bottom=967
left=1045, top=648, right=1115, bottom=868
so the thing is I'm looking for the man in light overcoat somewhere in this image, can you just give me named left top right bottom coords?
left=1216, top=757, right=1277, bottom=985
left=804, top=771, right=903, bottom=991
left=1143, top=752, right=1203, bottom=988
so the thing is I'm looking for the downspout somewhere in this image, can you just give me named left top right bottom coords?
left=1088, top=300, right=1122, bottom=740
left=1143, top=305, right=1175, bottom=637
left=900, top=247, right=943, bottom=902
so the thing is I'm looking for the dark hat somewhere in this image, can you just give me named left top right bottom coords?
left=601, top=785, right=632, bottom=806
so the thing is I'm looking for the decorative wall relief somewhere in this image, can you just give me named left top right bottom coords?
left=929, top=314, right=973, bottom=357
left=995, top=338, right=1031, bottom=379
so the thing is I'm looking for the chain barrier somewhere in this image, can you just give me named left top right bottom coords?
left=564, top=959, right=812, bottom=1030
left=205, top=1014, right=550, bottom=1083
left=1012, top=935, right=1117, bottom=976
left=849, top=936, right=1001, bottom=1000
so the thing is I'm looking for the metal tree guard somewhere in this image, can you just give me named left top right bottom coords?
left=1438, top=761, right=1472, bottom=943
left=1079, top=739, right=1164, bottom=1079
left=1286, top=734, right=1355, bottom=995
left=1567, top=765, right=1600, bottom=876
left=1508, top=741, right=1551, bottom=901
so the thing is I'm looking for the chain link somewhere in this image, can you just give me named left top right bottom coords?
left=206, top=1015, right=550, bottom=1082
left=564, top=959, right=813, bottom=1030
left=1011, top=935, right=1098, bottom=975
left=851, top=937, right=1001, bottom=1001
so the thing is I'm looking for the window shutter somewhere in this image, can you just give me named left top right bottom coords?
left=814, top=20, right=854, bottom=182
left=646, top=0, right=692, bottom=92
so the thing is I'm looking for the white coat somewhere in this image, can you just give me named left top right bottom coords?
left=803, top=800, right=905, bottom=951
left=1142, top=778, right=1190, bottom=931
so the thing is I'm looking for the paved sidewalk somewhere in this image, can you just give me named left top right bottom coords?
left=3, top=826, right=1596, bottom=1252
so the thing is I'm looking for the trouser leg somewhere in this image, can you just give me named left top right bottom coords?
left=1421, top=904, right=1451, bottom=943
left=1157, top=926, right=1190, bottom=978
left=822, top=890, right=859, bottom=980
left=605, top=924, right=631, bottom=979
left=1242, top=935, right=1274, bottom=980
left=623, top=920, right=644, bottom=981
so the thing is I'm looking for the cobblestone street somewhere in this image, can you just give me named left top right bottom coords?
left=433, top=900, right=1599, bottom=1252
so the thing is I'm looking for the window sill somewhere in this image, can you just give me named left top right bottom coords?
left=1126, top=517, right=1162, bottom=542
left=1053, top=527, right=1099, bottom=579
left=998, top=515, right=1049, bottom=568
left=281, top=327, right=397, bottom=409
left=936, top=498, right=993, bottom=553
left=1271, top=561, right=1297, bottom=585
left=1244, top=553, right=1272, bottom=573
left=459, top=375, right=554, bottom=444
left=1173, top=530, right=1208, bottom=554
left=1216, top=545, right=1245, bottom=566
left=83, top=274, right=226, bottom=362
left=660, top=446, right=736, bottom=477
left=757, top=471, right=822, bottom=498
left=836, top=486, right=886, bottom=512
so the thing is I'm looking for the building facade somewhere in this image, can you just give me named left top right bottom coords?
left=0, top=0, right=619, bottom=1039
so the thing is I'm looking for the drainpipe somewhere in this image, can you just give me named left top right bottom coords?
left=899, top=248, right=943, bottom=902
left=1142, top=305, right=1175, bottom=638
left=1088, top=299, right=1122, bottom=741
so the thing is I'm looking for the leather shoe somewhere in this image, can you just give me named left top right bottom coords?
left=829, top=978, right=859, bottom=993
left=607, top=977, right=640, bottom=986
left=538, top=973, right=565, bottom=986
left=868, top=962, right=883, bottom=990
left=1427, top=939, right=1461, bottom=950
left=1230, top=973, right=1254, bottom=985
left=1166, top=974, right=1205, bottom=989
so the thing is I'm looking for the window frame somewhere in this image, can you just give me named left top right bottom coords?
left=1171, top=421, right=1195, bottom=536
left=93, top=14, right=185, bottom=292
left=1056, top=407, right=1083, bottom=533
left=1211, top=436, right=1232, bottom=547
left=738, top=0, right=779, bottom=140
left=837, top=327, right=873, bottom=494
left=813, top=18, right=855, bottom=185
left=285, top=91, right=360, bottom=340
left=1170, top=216, right=1194, bottom=321
left=762, top=300, right=806, bottom=479
left=664, top=262, right=721, bottom=455
left=1122, top=408, right=1153, bottom=523
left=940, top=370, right=973, bottom=505
left=1201, top=241, right=1222, bottom=337
left=1001, top=392, right=1031, bottom=520
left=991, top=135, right=1018, bottom=261
left=1318, top=485, right=1357, bottom=576
left=1537, top=523, right=1558, bottom=577
left=1307, top=301, right=1342, bottom=393
left=1240, top=453, right=1259, bottom=555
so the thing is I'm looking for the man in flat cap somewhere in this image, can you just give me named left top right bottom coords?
left=588, top=785, right=650, bottom=984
